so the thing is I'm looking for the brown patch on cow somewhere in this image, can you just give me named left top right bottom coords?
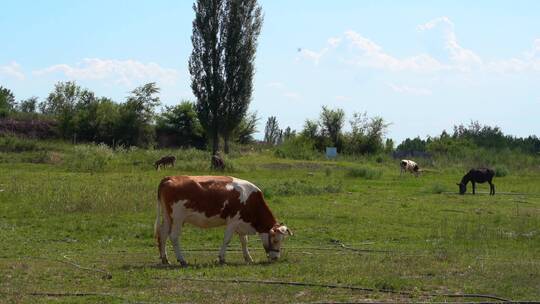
left=157, top=176, right=277, bottom=233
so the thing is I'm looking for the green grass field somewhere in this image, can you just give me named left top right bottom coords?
left=1, top=146, right=539, bottom=303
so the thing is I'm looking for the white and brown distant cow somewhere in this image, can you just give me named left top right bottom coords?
left=155, top=175, right=292, bottom=266
left=400, top=159, right=420, bottom=177
left=154, top=155, right=176, bottom=170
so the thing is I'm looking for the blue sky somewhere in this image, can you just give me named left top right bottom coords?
left=1, top=1, right=539, bottom=143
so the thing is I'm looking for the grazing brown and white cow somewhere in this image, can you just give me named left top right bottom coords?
left=154, top=155, right=176, bottom=170
left=400, top=159, right=420, bottom=177
left=155, top=175, right=292, bottom=266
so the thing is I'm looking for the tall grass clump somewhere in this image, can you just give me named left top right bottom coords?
left=0, top=135, right=43, bottom=152
left=346, top=166, right=383, bottom=179
left=428, top=182, right=447, bottom=194
left=274, top=137, right=320, bottom=160
left=262, top=179, right=342, bottom=197
left=65, top=143, right=114, bottom=173
left=494, top=165, right=509, bottom=177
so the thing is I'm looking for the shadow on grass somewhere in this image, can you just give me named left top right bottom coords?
left=121, top=259, right=282, bottom=271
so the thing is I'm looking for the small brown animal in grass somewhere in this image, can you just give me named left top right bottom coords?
left=212, top=154, right=225, bottom=170
left=154, top=155, right=176, bottom=170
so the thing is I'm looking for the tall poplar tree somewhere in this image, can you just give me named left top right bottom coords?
left=189, top=0, right=263, bottom=156
left=221, top=0, right=262, bottom=153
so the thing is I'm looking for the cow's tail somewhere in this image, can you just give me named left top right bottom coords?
left=154, top=188, right=162, bottom=246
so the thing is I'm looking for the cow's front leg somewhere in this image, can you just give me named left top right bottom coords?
left=218, top=225, right=235, bottom=264
left=239, top=234, right=254, bottom=263
left=169, top=219, right=187, bottom=267
left=472, top=182, right=476, bottom=195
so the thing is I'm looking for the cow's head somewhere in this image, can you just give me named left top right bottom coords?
left=262, top=223, right=293, bottom=261
left=456, top=182, right=466, bottom=195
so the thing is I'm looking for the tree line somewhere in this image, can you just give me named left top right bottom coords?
left=263, top=106, right=394, bottom=155
left=397, top=121, right=540, bottom=155
left=0, top=82, right=258, bottom=149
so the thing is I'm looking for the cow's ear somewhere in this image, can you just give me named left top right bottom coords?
left=277, top=225, right=292, bottom=236
left=286, top=227, right=293, bottom=236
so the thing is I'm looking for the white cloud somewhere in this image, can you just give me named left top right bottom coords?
left=327, top=36, right=342, bottom=48
left=297, top=48, right=329, bottom=65
left=488, top=38, right=540, bottom=73
left=418, top=16, right=482, bottom=69
left=302, top=17, right=540, bottom=75
left=0, top=61, right=25, bottom=80
left=344, top=30, right=446, bottom=72
left=387, top=83, right=432, bottom=96
left=297, top=36, right=342, bottom=65
left=416, top=16, right=454, bottom=31
left=33, top=58, right=179, bottom=86
left=266, top=80, right=301, bottom=100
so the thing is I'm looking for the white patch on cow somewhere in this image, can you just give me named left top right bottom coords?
left=230, top=177, right=261, bottom=204
left=171, top=200, right=188, bottom=219
left=173, top=199, right=226, bottom=229
left=229, top=213, right=257, bottom=235
left=225, top=183, right=234, bottom=191
left=400, top=159, right=419, bottom=176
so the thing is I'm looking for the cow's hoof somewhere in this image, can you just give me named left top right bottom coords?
left=218, top=258, right=226, bottom=265
left=178, top=260, right=188, bottom=267
left=161, top=258, right=170, bottom=265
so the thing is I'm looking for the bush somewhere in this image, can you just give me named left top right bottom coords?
left=494, top=166, right=509, bottom=177
left=0, top=135, right=43, bottom=152
left=66, top=144, right=113, bottom=173
left=346, top=166, right=383, bottom=179
left=429, top=183, right=447, bottom=194
left=274, top=136, right=319, bottom=160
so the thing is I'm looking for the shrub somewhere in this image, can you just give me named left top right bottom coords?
left=346, top=166, right=383, bottom=179
left=494, top=166, right=509, bottom=177
left=274, top=136, right=319, bottom=160
left=66, top=144, right=114, bottom=173
left=429, top=183, right=447, bottom=194
left=0, top=135, right=43, bottom=152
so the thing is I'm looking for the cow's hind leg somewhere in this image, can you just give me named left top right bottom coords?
left=158, top=219, right=170, bottom=265
left=169, top=219, right=187, bottom=267
left=239, top=234, right=253, bottom=263
left=218, top=225, right=236, bottom=264
left=472, top=182, right=476, bottom=195
left=490, top=182, right=495, bottom=195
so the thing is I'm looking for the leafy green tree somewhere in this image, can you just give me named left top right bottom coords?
left=319, top=106, right=345, bottom=149
left=189, top=0, right=226, bottom=155
left=282, top=126, right=296, bottom=141
left=41, top=81, right=95, bottom=139
left=116, top=83, right=160, bottom=147
left=384, top=138, right=394, bottom=153
left=301, top=119, right=319, bottom=140
left=156, top=101, right=205, bottom=148
left=344, top=112, right=389, bottom=154
left=234, top=111, right=259, bottom=144
left=264, top=116, right=280, bottom=145
left=0, top=86, right=16, bottom=117
left=396, top=136, right=428, bottom=152
left=94, top=98, right=120, bottom=145
left=221, top=0, right=263, bottom=153
left=18, top=96, right=38, bottom=113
